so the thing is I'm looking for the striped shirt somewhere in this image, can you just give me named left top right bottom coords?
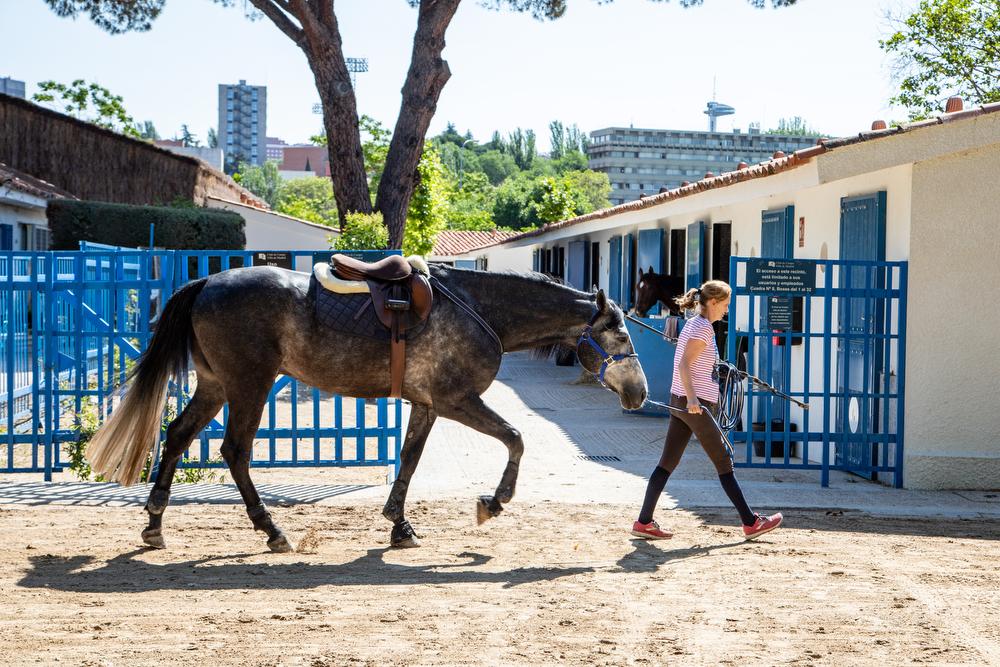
left=670, top=316, right=720, bottom=403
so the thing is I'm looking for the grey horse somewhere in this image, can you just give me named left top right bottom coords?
left=87, top=264, right=648, bottom=551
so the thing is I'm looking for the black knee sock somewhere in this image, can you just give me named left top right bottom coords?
left=719, top=472, right=757, bottom=526
left=637, top=466, right=671, bottom=524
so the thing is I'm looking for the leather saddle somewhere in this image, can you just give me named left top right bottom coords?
left=324, top=253, right=432, bottom=398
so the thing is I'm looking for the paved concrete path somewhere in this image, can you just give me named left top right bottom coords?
left=3, top=353, right=999, bottom=520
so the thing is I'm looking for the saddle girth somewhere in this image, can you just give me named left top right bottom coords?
left=329, top=254, right=432, bottom=398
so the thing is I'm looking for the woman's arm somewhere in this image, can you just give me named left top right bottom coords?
left=679, top=338, right=707, bottom=414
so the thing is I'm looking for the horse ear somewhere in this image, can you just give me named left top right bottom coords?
left=638, top=267, right=644, bottom=278
left=596, top=289, right=608, bottom=312
left=647, top=265, right=654, bottom=275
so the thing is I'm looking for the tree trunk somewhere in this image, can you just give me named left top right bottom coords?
left=250, top=0, right=373, bottom=228
left=251, top=0, right=460, bottom=245
left=311, top=57, right=372, bottom=226
left=376, top=0, right=461, bottom=248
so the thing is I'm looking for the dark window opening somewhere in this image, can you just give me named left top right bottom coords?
left=711, top=223, right=732, bottom=284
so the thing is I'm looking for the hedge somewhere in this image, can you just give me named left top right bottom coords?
left=47, top=200, right=246, bottom=250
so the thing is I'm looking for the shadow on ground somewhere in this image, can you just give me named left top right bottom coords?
left=17, top=547, right=593, bottom=593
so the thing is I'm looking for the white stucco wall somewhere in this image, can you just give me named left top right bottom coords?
left=0, top=187, right=50, bottom=250
left=206, top=197, right=337, bottom=272
left=904, top=141, right=1000, bottom=489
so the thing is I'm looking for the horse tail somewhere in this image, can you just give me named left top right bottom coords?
left=87, top=278, right=209, bottom=486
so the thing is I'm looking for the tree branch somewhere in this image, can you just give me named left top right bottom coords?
left=248, top=0, right=305, bottom=46
left=288, top=0, right=327, bottom=45
left=376, top=0, right=462, bottom=246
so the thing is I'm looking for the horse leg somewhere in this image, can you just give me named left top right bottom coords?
left=382, top=403, right=437, bottom=548
left=436, top=394, right=523, bottom=524
left=218, top=387, right=294, bottom=553
left=142, top=381, right=225, bottom=549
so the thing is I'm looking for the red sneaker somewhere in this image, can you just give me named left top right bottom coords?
left=631, top=520, right=673, bottom=540
left=743, top=512, right=783, bottom=540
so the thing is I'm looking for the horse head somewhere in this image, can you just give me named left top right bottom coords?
left=576, top=290, right=648, bottom=410
left=634, top=266, right=683, bottom=317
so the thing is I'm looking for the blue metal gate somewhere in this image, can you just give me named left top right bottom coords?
left=1, top=248, right=403, bottom=481
left=727, top=255, right=907, bottom=487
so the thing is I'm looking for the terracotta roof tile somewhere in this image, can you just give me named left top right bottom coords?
left=0, top=162, right=76, bottom=200
left=432, top=230, right=520, bottom=256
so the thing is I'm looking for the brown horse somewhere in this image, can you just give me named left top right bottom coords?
left=634, top=267, right=685, bottom=317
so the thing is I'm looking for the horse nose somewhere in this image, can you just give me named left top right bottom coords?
left=640, top=388, right=647, bottom=404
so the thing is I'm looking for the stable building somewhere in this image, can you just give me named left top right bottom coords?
left=454, top=99, right=1000, bottom=491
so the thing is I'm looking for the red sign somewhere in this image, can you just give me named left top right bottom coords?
left=798, top=217, right=805, bottom=248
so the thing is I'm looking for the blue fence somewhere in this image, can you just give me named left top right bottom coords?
left=1, top=248, right=403, bottom=481
left=726, top=257, right=907, bottom=487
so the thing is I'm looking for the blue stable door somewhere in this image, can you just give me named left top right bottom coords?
left=566, top=240, right=589, bottom=290
left=608, top=236, right=623, bottom=305
left=686, top=221, right=706, bottom=292
left=637, top=228, right=665, bottom=314
left=757, top=206, right=795, bottom=426
left=836, top=192, right=887, bottom=479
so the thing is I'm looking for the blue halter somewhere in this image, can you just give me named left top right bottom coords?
left=577, top=312, right=638, bottom=387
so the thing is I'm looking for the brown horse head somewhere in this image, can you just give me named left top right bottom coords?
left=635, top=266, right=684, bottom=317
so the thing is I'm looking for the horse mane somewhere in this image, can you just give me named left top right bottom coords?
left=427, top=263, right=597, bottom=360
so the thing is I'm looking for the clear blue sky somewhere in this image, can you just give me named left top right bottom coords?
left=2, top=0, right=918, bottom=151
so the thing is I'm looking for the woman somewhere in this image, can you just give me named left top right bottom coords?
left=630, top=280, right=783, bottom=541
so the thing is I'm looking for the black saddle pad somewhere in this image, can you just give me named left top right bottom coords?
left=310, top=277, right=427, bottom=342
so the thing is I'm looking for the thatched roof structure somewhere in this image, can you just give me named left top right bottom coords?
left=0, top=93, right=266, bottom=209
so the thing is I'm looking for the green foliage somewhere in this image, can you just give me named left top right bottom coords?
left=493, top=171, right=540, bottom=230
left=447, top=172, right=497, bottom=231
left=491, top=169, right=611, bottom=230
left=66, top=398, right=104, bottom=482
left=176, top=460, right=226, bottom=484
left=275, top=177, right=339, bottom=227
left=134, top=120, right=160, bottom=140
left=360, top=115, right=391, bottom=192
left=67, top=393, right=223, bottom=484
left=880, top=0, right=999, bottom=119
left=180, top=124, right=200, bottom=147
left=561, top=169, right=612, bottom=212
left=235, top=160, right=283, bottom=208
left=312, top=115, right=389, bottom=193
left=502, top=128, right=536, bottom=170
left=404, top=147, right=449, bottom=256
left=549, top=121, right=589, bottom=159
left=336, top=211, right=389, bottom=250
left=533, top=176, right=577, bottom=224
left=207, top=127, right=218, bottom=148
left=478, top=150, right=518, bottom=185
left=765, top=116, right=822, bottom=136
left=47, top=200, right=245, bottom=250
left=32, top=79, right=140, bottom=137
left=551, top=150, right=589, bottom=174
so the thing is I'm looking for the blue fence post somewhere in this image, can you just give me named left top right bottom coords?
left=43, top=253, right=56, bottom=482
left=895, top=264, right=907, bottom=488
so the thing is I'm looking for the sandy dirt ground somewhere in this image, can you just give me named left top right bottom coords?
left=1, top=499, right=999, bottom=666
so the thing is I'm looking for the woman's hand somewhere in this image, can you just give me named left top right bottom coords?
left=687, top=397, right=703, bottom=414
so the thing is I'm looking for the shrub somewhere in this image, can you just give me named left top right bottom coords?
left=47, top=199, right=245, bottom=250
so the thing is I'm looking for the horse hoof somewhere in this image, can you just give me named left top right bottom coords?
left=390, top=520, right=421, bottom=548
left=476, top=495, right=503, bottom=525
left=267, top=534, right=295, bottom=553
left=141, top=528, right=165, bottom=549
left=391, top=535, right=421, bottom=548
